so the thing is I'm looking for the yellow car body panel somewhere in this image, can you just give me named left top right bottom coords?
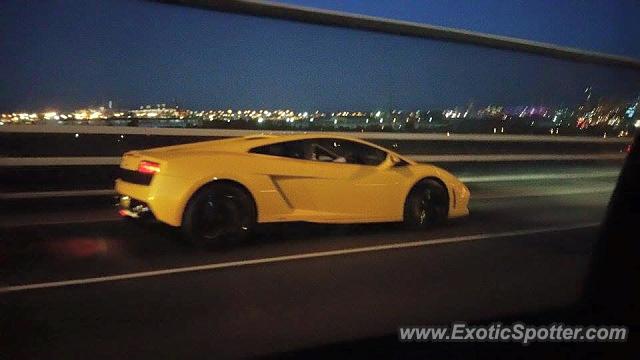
left=115, top=134, right=470, bottom=227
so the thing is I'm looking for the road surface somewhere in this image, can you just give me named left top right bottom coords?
left=0, top=165, right=620, bottom=358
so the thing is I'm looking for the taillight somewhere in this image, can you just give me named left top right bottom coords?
left=625, top=144, right=633, bottom=154
left=138, top=160, right=160, bottom=175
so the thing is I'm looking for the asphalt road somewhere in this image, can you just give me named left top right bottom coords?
left=0, top=166, right=621, bottom=358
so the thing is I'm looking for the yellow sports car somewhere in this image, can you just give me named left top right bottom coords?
left=116, top=134, right=470, bottom=246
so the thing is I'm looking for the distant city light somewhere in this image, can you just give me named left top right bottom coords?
left=1, top=94, right=638, bottom=139
left=43, top=111, right=59, bottom=120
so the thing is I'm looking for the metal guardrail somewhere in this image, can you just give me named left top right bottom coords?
left=163, top=0, right=640, bottom=69
left=1, top=125, right=630, bottom=165
left=1, top=189, right=116, bottom=200
left=0, top=154, right=627, bottom=167
left=0, top=125, right=629, bottom=167
left=1, top=126, right=628, bottom=199
left=0, top=124, right=630, bottom=143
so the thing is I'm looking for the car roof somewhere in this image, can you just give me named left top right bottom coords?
left=230, top=133, right=385, bottom=151
left=140, top=133, right=415, bottom=165
left=216, top=133, right=330, bottom=148
left=231, top=133, right=415, bottom=164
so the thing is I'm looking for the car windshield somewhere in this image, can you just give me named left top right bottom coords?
left=2, top=0, right=640, bottom=358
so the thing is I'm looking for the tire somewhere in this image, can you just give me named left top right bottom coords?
left=403, top=179, right=449, bottom=229
left=181, top=183, right=256, bottom=249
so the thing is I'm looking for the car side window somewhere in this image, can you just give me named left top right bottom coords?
left=318, top=139, right=388, bottom=166
left=250, top=139, right=387, bottom=165
left=307, top=140, right=341, bottom=162
left=249, top=140, right=307, bottom=160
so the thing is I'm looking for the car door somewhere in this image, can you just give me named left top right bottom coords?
left=249, top=139, right=321, bottom=214
left=250, top=138, right=410, bottom=221
left=249, top=138, right=401, bottom=220
left=311, top=138, right=411, bottom=220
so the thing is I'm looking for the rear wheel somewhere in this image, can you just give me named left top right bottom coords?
left=182, top=183, right=256, bottom=249
left=403, top=179, right=448, bottom=229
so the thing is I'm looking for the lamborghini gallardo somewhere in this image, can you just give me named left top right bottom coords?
left=115, top=134, right=470, bottom=246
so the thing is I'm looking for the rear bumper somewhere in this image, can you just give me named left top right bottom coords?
left=117, top=195, right=154, bottom=219
left=115, top=177, right=156, bottom=220
left=115, top=176, right=190, bottom=227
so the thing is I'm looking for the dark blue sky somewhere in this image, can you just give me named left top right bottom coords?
left=281, top=0, right=640, bottom=59
left=1, top=0, right=639, bottom=112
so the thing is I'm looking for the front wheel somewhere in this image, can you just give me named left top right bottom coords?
left=403, top=179, right=449, bottom=229
left=182, top=183, right=256, bottom=249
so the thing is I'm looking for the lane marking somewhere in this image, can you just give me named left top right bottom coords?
left=0, top=223, right=599, bottom=293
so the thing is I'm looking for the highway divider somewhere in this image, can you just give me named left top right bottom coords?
left=0, top=125, right=630, bottom=199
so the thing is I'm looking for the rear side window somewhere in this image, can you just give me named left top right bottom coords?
left=250, top=138, right=388, bottom=166
left=249, top=140, right=307, bottom=160
left=318, top=139, right=388, bottom=166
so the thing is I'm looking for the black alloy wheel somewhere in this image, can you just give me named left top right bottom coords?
left=403, top=179, right=449, bottom=229
left=182, top=183, right=256, bottom=249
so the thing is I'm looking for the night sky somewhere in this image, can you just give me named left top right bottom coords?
left=279, top=0, right=640, bottom=59
left=1, top=0, right=639, bottom=112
